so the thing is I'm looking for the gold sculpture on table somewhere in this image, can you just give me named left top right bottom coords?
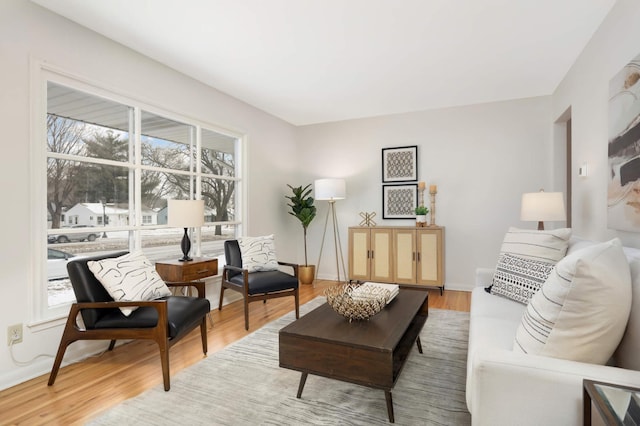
left=359, top=211, right=377, bottom=227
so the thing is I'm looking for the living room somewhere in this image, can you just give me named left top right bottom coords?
left=2, top=0, right=640, bottom=423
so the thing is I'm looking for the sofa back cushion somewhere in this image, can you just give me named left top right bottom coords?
left=513, top=238, right=632, bottom=364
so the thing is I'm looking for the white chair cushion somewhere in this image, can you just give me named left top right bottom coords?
left=513, top=238, right=632, bottom=364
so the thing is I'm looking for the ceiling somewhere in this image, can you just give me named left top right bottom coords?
left=32, top=0, right=617, bottom=126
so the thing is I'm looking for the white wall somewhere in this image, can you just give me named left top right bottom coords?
left=297, top=96, right=556, bottom=290
left=0, top=0, right=299, bottom=390
left=552, top=0, right=640, bottom=247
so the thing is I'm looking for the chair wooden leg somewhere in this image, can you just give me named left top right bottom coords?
left=218, top=285, right=225, bottom=310
left=48, top=337, right=73, bottom=386
left=158, top=340, right=171, bottom=391
left=295, top=288, right=300, bottom=319
left=108, top=340, right=116, bottom=351
left=244, top=297, right=250, bottom=330
left=200, top=318, right=208, bottom=355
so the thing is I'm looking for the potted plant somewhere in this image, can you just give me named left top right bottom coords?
left=415, top=205, right=429, bottom=227
left=286, top=184, right=317, bottom=284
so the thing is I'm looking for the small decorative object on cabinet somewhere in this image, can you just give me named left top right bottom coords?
left=415, top=206, right=428, bottom=227
left=348, top=226, right=445, bottom=294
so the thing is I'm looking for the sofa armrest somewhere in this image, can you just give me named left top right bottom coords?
left=468, top=347, right=640, bottom=426
left=475, top=267, right=494, bottom=288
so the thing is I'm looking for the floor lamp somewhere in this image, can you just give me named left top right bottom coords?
left=314, top=178, right=348, bottom=282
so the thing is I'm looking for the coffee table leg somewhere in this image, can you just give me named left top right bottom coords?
left=416, top=336, right=423, bottom=354
left=385, top=390, right=395, bottom=423
left=296, top=373, right=308, bottom=398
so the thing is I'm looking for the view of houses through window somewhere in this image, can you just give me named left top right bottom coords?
left=46, top=81, right=240, bottom=308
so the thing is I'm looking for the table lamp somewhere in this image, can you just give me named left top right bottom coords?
left=520, top=190, right=566, bottom=230
left=168, top=199, right=205, bottom=261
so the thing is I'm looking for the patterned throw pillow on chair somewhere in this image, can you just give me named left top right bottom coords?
left=87, top=251, right=172, bottom=316
left=237, top=234, right=280, bottom=272
left=490, top=253, right=556, bottom=304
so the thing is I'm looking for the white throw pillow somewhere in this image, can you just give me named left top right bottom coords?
left=490, top=254, right=556, bottom=305
left=88, top=251, right=172, bottom=316
left=499, top=227, right=572, bottom=263
left=513, top=238, right=632, bottom=364
left=237, top=234, right=279, bottom=272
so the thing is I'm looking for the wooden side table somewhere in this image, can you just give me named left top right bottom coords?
left=155, top=257, right=218, bottom=326
left=583, top=379, right=640, bottom=425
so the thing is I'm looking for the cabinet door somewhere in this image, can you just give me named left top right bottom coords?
left=417, top=228, right=442, bottom=285
left=348, top=228, right=370, bottom=281
left=370, top=228, right=394, bottom=282
left=393, top=229, right=416, bottom=284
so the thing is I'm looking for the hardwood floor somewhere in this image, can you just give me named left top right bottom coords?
left=0, top=281, right=470, bottom=425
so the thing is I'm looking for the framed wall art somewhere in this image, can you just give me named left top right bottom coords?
left=608, top=50, right=640, bottom=232
left=382, top=184, right=418, bottom=219
left=382, top=145, right=418, bottom=182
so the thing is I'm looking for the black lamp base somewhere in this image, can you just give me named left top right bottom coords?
left=179, top=227, right=193, bottom=262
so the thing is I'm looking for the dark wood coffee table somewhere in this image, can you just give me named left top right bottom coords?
left=279, top=289, right=428, bottom=423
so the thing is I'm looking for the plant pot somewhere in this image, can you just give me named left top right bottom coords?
left=416, top=214, right=427, bottom=227
left=298, top=265, right=316, bottom=285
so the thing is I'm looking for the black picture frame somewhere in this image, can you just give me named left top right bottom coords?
left=382, top=184, right=418, bottom=219
left=382, top=145, right=418, bottom=183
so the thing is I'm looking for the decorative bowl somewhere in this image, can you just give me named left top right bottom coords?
left=324, top=283, right=391, bottom=321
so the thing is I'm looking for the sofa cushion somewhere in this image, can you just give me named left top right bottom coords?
left=513, top=238, right=632, bottom=364
left=237, top=234, right=279, bottom=272
left=499, top=227, right=571, bottom=262
left=87, top=251, right=172, bottom=316
left=490, top=254, right=556, bottom=304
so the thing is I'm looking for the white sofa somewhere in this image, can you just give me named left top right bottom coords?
left=466, top=238, right=640, bottom=425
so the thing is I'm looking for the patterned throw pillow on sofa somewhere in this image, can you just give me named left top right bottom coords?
left=490, top=253, right=556, bottom=304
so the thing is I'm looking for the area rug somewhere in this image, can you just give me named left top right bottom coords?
left=90, top=297, right=471, bottom=426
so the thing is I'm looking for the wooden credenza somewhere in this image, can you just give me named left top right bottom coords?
left=348, top=226, right=445, bottom=294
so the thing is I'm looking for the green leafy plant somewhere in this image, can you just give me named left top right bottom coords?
left=415, top=205, right=429, bottom=215
left=286, top=184, right=317, bottom=266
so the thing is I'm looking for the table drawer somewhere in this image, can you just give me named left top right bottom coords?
left=181, top=259, right=218, bottom=280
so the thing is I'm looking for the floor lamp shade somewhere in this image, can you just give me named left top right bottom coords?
left=314, top=178, right=346, bottom=201
left=520, top=191, right=565, bottom=230
left=168, top=199, right=205, bottom=261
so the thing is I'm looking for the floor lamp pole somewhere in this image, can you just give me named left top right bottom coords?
left=316, top=200, right=347, bottom=283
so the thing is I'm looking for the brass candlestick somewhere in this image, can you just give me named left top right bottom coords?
left=429, top=187, right=437, bottom=226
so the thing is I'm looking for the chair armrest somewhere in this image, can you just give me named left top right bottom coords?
left=68, top=300, right=168, bottom=330
left=165, top=281, right=206, bottom=298
left=278, top=261, right=299, bottom=276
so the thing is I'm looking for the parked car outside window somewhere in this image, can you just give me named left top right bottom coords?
left=48, top=225, right=99, bottom=243
left=47, top=248, right=77, bottom=280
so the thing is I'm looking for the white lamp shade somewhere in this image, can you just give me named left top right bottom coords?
left=520, top=191, right=566, bottom=222
left=314, top=178, right=346, bottom=200
left=167, top=199, right=205, bottom=227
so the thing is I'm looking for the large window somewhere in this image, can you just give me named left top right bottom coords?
left=43, top=80, right=241, bottom=314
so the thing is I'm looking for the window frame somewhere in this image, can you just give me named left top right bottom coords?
left=30, top=62, right=246, bottom=326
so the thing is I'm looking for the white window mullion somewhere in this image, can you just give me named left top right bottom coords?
left=133, top=106, right=142, bottom=251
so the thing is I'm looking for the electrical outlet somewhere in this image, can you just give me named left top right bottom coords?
left=7, top=323, right=23, bottom=346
